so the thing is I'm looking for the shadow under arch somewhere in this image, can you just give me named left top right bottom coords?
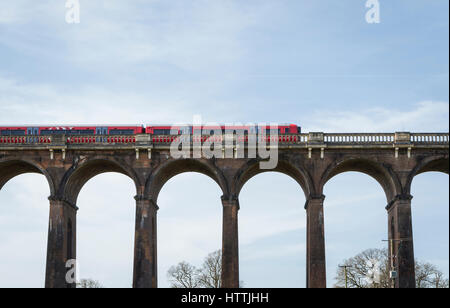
left=0, top=158, right=55, bottom=196
left=319, top=157, right=401, bottom=202
left=61, top=157, right=141, bottom=205
left=405, top=156, right=449, bottom=195
left=234, top=158, right=313, bottom=199
left=145, top=159, right=228, bottom=203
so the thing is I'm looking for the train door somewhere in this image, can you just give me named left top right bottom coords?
left=181, top=126, right=192, bottom=135
left=96, top=127, right=108, bottom=135
left=27, top=127, right=39, bottom=143
left=27, top=127, right=39, bottom=135
left=96, top=127, right=108, bottom=142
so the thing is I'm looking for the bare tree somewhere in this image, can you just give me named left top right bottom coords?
left=335, top=248, right=449, bottom=288
left=167, top=261, right=201, bottom=288
left=334, top=248, right=391, bottom=288
left=168, top=250, right=245, bottom=288
left=415, top=261, right=449, bottom=288
left=198, top=250, right=222, bottom=288
left=77, top=279, right=103, bottom=288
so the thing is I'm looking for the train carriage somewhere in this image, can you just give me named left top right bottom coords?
left=0, top=124, right=300, bottom=138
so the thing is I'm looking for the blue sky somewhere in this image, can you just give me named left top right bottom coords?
left=0, top=0, right=448, bottom=287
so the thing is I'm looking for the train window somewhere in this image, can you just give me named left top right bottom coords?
left=11, top=130, right=26, bottom=136
left=41, top=129, right=93, bottom=135
left=110, top=129, right=134, bottom=135
left=40, top=130, right=64, bottom=135
left=52, top=130, right=66, bottom=135
left=69, top=130, right=94, bottom=135
left=153, top=129, right=171, bottom=135
left=264, top=128, right=281, bottom=135
left=0, top=129, right=26, bottom=136
left=225, top=129, right=242, bottom=135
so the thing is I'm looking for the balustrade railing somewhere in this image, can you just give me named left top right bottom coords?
left=67, top=135, right=136, bottom=145
left=0, top=136, right=52, bottom=145
left=0, top=133, right=448, bottom=148
left=324, top=133, right=395, bottom=144
left=410, top=133, right=449, bottom=144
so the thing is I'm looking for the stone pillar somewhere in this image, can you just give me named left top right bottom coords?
left=305, top=195, right=326, bottom=288
left=221, top=196, right=240, bottom=288
left=45, top=197, right=78, bottom=288
left=133, top=196, right=158, bottom=288
left=386, top=194, right=415, bottom=288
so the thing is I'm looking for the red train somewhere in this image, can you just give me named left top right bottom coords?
left=0, top=126, right=144, bottom=136
left=0, top=124, right=301, bottom=136
left=145, top=124, right=301, bottom=135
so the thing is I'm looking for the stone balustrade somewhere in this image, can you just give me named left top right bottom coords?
left=0, top=132, right=448, bottom=149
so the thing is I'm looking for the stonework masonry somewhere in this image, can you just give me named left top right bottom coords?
left=0, top=132, right=448, bottom=288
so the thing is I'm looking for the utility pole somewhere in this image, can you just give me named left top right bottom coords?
left=382, top=238, right=412, bottom=288
left=339, top=265, right=353, bottom=288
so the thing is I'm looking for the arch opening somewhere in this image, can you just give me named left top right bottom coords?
left=157, top=172, right=223, bottom=288
left=145, top=159, right=227, bottom=202
left=320, top=158, right=399, bottom=202
left=415, top=158, right=449, bottom=176
left=239, top=172, right=307, bottom=287
left=235, top=159, right=312, bottom=199
left=76, top=172, right=136, bottom=288
left=410, top=171, right=449, bottom=282
left=62, top=158, right=140, bottom=205
left=0, top=159, right=55, bottom=196
left=405, top=157, right=449, bottom=196
left=323, top=171, right=388, bottom=288
left=0, top=173, right=50, bottom=287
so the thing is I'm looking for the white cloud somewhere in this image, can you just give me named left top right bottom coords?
left=304, top=101, right=449, bottom=133
left=2, top=74, right=448, bottom=132
left=0, top=75, right=194, bottom=124
left=0, top=0, right=275, bottom=72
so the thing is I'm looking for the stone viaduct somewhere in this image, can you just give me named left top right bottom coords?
left=0, top=132, right=448, bottom=288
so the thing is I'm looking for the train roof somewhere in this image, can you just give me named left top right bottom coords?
left=145, top=123, right=299, bottom=126
left=0, top=124, right=143, bottom=128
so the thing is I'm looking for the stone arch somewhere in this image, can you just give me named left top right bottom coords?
left=405, top=155, right=449, bottom=195
left=0, top=158, right=55, bottom=196
left=61, top=156, right=141, bottom=205
left=319, top=157, right=401, bottom=202
left=233, top=158, right=313, bottom=200
left=144, top=158, right=228, bottom=203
